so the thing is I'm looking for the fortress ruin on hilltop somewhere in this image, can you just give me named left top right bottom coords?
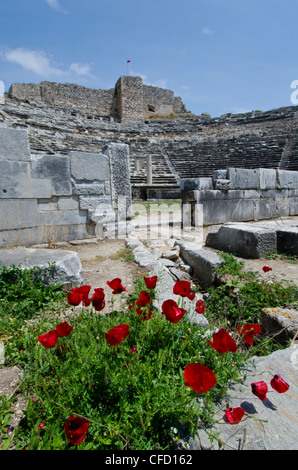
left=0, top=76, right=297, bottom=247
left=7, top=76, right=187, bottom=123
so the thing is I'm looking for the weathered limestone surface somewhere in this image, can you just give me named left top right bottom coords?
left=206, top=223, right=277, bottom=258
left=206, top=219, right=298, bottom=258
left=181, top=168, right=298, bottom=226
left=0, top=247, right=85, bottom=288
left=0, top=127, right=131, bottom=248
left=261, top=307, right=298, bottom=344
left=175, top=241, right=222, bottom=286
left=190, top=345, right=298, bottom=450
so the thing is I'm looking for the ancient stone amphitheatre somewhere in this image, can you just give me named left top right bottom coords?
left=0, top=77, right=297, bottom=450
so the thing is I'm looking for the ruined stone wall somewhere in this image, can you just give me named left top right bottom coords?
left=7, top=77, right=187, bottom=121
left=143, top=85, right=186, bottom=116
left=8, top=82, right=116, bottom=117
left=181, top=168, right=298, bottom=226
left=115, top=76, right=144, bottom=123
left=0, top=128, right=132, bottom=248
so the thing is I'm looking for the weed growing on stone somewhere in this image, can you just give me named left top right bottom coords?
left=205, top=253, right=298, bottom=353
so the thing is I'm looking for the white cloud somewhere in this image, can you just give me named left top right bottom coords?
left=202, top=27, right=213, bottom=35
left=2, top=48, right=65, bottom=77
left=1, top=47, right=96, bottom=81
left=70, top=62, right=93, bottom=77
left=44, top=0, right=66, bottom=12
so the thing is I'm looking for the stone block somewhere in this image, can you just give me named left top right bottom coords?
left=43, top=210, right=87, bottom=227
left=31, top=154, right=72, bottom=196
left=289, top=197, right=298, bottom=216
left=227, top=168, right=260, bottom=189
left=0, top=161, right=52, bottom=199
left=205, top=223, right=277, bottom=258
left=213, top=179, right=231, bottom=190
left=0, top=128, right=30, bottom=162
left=38, top=198, right=58, bottom=211
left=0, top=227, right=44, bottom=248
left=0, top=247, right=85, bottom=288
left=176, top=241, right=222, bottom=286
left=72, top=181, right=105, bottom=196
left=202, top=199, right=254, bottom=225
left=253, top=198, right=279, bottom=220
left=193, top=346, right=298, bottom=450
left=0, top=199, right=42, bottom=231
left=261, top=307, right=298, bottom=343
left=196, top=190, right=243, bottom=202
left=260, top=168, right=276, bottom=190
left=274, top=197, right=290, bottom=217
left=212, top=169, right=228, bottom=187
left=57, top=196, right=79, bottom=211
left=181, top=190, right=199, bottom=202
left=276, top=227, right=298, bottom=255
left=70, top=151, right=110, bottom=181
left=180, top=178, right=213, bottom=191
left=102, top=143, right=132, bottom=218
left=277, top=170, right=298, bottom=189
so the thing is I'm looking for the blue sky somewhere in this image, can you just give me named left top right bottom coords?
left=0, top=0, right=297, bottom=117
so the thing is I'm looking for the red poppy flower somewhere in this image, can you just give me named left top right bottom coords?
left=207, top=328, right=237, bottom=353
left=67, top=291, right=85, bottom=306
left=91, top=288, right=105, bottom=311
left=64, top=416, right=89, bottom=445
left=224, top=407, right=245, bottom=424
left=184, top=363, right=217, bottom=393
left=83, top=297, right=91, bottom=307
left=237, top=324, right=262, bottom=346
left=136, top=290, right=152, bottom=307
left=195, top=299, right=206, bottom=314
left=38, top=330, right=59, bottom=349
left=173, top=280, right=195, bottom=300
left=251, top=381, right=268, bottom=401
left=75, top=285, right=91, bottom=297
left=130, top=346, right=137, bottom=354
left=107, top=278, right=127, bottom=294
left=136, top=306, right=152, bottom=321
left=39, top=423, right=46, bottom=430
left=162, top=299, right=186, bottom=323
left=270, top=374, right=289, bottom=393
left=104, top=324, right=129, bottom=346
left=262, top=266, right=272, bottom=273
left=67, top=285, right=91, bottom=306
left=144, top=276, right=158, bottom=289
left=56, top=322, right=73, bottom=337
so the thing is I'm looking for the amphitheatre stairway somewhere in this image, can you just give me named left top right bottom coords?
left=0, top=95, right=297, bottom=198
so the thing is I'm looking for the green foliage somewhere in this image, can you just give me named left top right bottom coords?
left=0, top=263, right=66, bottom=335
left=206, top=253, right=298, bottom=350
left=217, top=252, right=245, bottom=277
left=6, top=307, right=246, bottom=450
left=1, top=254, right=296, bottom=450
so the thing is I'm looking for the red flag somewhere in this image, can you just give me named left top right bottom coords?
left=127, top=60, right=131, bottom=63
